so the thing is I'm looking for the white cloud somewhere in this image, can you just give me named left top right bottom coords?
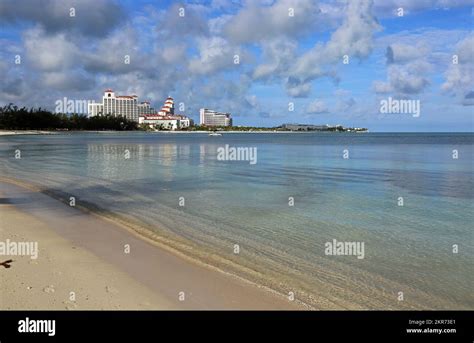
left=375, top=33, right=437, bottom=95
left=188, top=36, right=243, bottom=75
left=386, top=43, right=429, bottom=64
left=462, top=91, right=474, bottom=106
left=42, top=71, right=94, bottom=91
left=224, top=0, right=324, bottom=43
left=373, top=59, right=432, bottom=95
left=388, top=64, right=431, bottom=94
left=373, top=80, right=393, bottom=93
left=0, top=0, right=126, bottom=37
left=287, top=0, right=380, bottom=96
left=252, top=38, right=297, bottom=80
left=155, top=3, right=209, bottom=39
left=441, top=34, right=474, bottom=95
left=23, top=27, right=79, bottom=71
left=1, top=0, right=473, bottom=123
left=162, top=45, right=187, bottom=64
left=373, top=0, right=474, bottom=17
left=306, top=99, right=328, bottom=114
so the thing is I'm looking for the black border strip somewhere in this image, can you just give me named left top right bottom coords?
left=0, top=310, right=472, bottom=342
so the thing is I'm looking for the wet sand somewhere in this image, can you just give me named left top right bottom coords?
left=0, top=179, right=305, bottom=310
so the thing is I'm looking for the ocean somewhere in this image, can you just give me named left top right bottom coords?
left=1, top=132, right=472, bottom=309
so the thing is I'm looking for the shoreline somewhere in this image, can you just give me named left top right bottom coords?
left=1, top=129, right=371, bottom=135
left=0, top=176, right=308, bottom=310
left=0, top=129, right=358, bottom=135
left=3, top=129, right=472, bottom=136
left=0, top=130, right=58, bottom=136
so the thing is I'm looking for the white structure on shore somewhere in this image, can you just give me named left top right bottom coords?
left=138, top=101, right=154, bottom=116
left=199, top=108, right=232, bottom=127
left=139, top=115, right=190, bottom=130
left=138, top=96, right=191, bottom=130
left=158, top=96, right=174, bottom=116
left=88, top=89, right=140, bottom=122
left=87, top=91, right=188, bottom=130
left=88, top=103, right=103, bottom=117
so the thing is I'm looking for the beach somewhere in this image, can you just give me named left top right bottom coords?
left=0, top=132, right=472, bottom=310
left=0, top=130, right=57, bottom=136
left=0, top=179, right=304, bottom=310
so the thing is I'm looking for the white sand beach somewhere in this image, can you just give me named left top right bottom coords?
left=0, top=130, right=56, bottom=136
left=0, top=179, right=304, bottom=310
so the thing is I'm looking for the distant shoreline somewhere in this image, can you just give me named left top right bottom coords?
left=2, top=129, right=473, bottom=136
left=1, top=129, right=365, bottom=135
left=0, top=129, right=369, bottom=135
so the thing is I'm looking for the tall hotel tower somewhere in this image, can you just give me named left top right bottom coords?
left=199, top=108, right=232, bottom=127
left=88, top=89, right=140, bottom=122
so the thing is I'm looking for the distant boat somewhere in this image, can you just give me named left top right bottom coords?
left=208, top=132, right=222, bottom=136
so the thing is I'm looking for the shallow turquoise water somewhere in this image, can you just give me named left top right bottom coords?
left=1, top=132, right=472, bottom=309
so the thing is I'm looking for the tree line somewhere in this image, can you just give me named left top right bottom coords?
left=0, top=104, right=139, bottom=131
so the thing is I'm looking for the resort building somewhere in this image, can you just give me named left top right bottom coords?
left=88, top=103, right=103, bottom=117
left=139, top=115, right=190, bottom=130
left=158, top=96, right=174, bottom=116
left=199, top=108, right=232, bottom=127
left=138, top=101, right=154, bottom=116
left=138, top=97, right=191, bottom=130
left=88, top=90, right=191, bottom=130
left=88, top=89, right=139, bottom=122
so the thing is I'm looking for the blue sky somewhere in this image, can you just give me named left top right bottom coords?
left=0, top=0, right=473, bottom=131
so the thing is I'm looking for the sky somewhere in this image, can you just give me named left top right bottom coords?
left=0, top=0, right=473, bottom=131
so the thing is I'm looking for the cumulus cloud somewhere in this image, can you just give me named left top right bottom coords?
left=1, top=0, right=472, bottom=124
left=252, top=38, right=297, bottom=81
left=0, top=0, right=126, bottom=37
left=385, top=43, right=429, bottom=64
left=42, top=71, right=95, bottom=91
left=336, top=97, right=357, bottom=113
left=286, top=77, right=313, bottom=98
left=83, top=25, right=147, bottom=75
left=375, top=38, right=434, bottom=95
left=208, top=14, right=233, bottom=35
left=388, top=64, right=431, bottom=94
left=188, top=36, right=244, bottom=75
left=287, top=0, right=380, bottom=97
left=2, top=78, right=23, bottom=97
left=373, top=80, right=392, bottom=93
left=462, top=90, right=474, bottom=106
left=162, top=45, right=187, bottom=64
left=224, top=0, right=323, bottom=43
left=23, top=27, right=79, bottom=71
left=0, top=59, right=24, bottom=99
left=335, top=93, right=357, bottom=112
left=374, top=61, right=432, bottom=95
left=441, top=34, right=474, bottom=96
left=306, top=99, right=328, bottom=114
left=155, top=3, right=209, bottom=39
left=373, top=0, right=474, bottom=17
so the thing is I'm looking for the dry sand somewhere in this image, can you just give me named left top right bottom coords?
left=0, top=205, right=174, bottom=310
left=0, top=180, right=304, bottom=310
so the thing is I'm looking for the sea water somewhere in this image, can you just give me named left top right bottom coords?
left=1, top=132, right=472, bottom=309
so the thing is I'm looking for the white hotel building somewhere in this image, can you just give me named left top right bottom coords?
left=138, top=96, right=191, bottom=130
left=199, top=108, right=232, bottom=127
left=88, top=89, right=144, bottom=122
left=88, top=90, right=189, bottom=130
